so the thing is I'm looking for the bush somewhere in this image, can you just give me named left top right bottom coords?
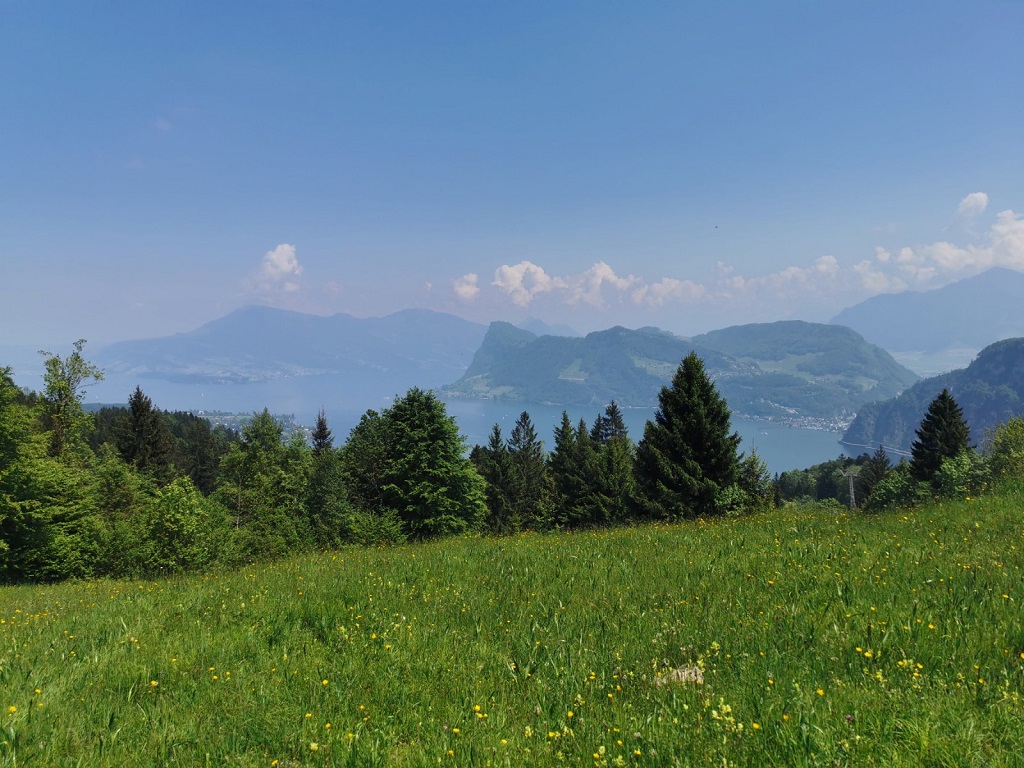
left=347, top=508, right=408, bottom=547
left=933, top=450, right=989, bottom=500
left=865, top=463, right=924, bottom=511
left=986, top=417, right=1024, bottom=482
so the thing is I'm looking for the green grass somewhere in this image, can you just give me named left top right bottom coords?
left=3, top=486, right=1024, bottom=767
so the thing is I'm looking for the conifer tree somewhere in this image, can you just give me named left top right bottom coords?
left=506, top=411, right=552, bottom=530
left=311, top=408, right=333, bottom=456
left=342, top=388, right=486, bottom=538
left=635, top=352, right=741, bottom=518
left=116, top=387, right=174, bottom=484
left=548, top=412, right=598, bottom=527
left=471, top=424, right=514, bottom=533
left=910, top=389, right=972, bottom=483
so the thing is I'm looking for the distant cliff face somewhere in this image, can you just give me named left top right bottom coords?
left=842, top=337, right=1024, bottom=452
left=443, top=320, right=919, bottom=426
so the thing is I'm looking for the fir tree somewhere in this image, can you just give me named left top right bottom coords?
left=471, top=424, right=514, bottom=533
left=342, top=388, right=486, bottom=538
left=506, top=411, right=552, bottom=530
left=311, top=408, right=334, bottom=457
left=548, top=412, right=598, bottom=527
left=116, top=387, right=174, bottom=484
left=634, top=352, right=741, bottom=518
left=910, top=389, right=972, bottom=483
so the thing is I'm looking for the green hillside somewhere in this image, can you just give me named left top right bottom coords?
left=444, top=320, right=918, bottom=426
left=3, top=489, right=1023, bottom=767
left=843, top=337, right=1024, bottom=452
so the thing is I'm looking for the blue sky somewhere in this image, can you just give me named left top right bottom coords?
left=3, top=1, right=1023, bottom=347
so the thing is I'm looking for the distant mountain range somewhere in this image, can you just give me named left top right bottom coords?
left=96, top=305, right=489, bottom=392
left=831, top=267, right=1024, bottom=353
left=441, top=320, right=918, bottom=426
left=841, top=337, right=1024, bottom=453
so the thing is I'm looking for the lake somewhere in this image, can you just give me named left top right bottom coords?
left=66, top=372, right=847, bottom=474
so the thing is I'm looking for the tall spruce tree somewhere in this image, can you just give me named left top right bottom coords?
left=635, top=352, right=741, bottom=518
left=910, top=388, right=972, bottom=483
left=304, top=410, right=350, bottom=547
left=548, top=412, right=598, bottom=527
left=506, top=411, right=552, bottom=530
left=116, top=387, right=174, bottom=484
left=311, top=408, right=334, bottom=457
left=470, top=424, right=515, bottom=533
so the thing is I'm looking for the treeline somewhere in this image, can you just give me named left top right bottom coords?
left=1, top=347, right=775, bottom=583
left=3, top=344, right=1022, bottom=584
left=777, top=388, right=1024, bottom=510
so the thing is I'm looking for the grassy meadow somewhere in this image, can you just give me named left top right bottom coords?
left=3, top=486, right=1024, bottom=767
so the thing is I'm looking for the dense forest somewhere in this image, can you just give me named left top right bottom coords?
left=2, top=343, right=1021, bottom=584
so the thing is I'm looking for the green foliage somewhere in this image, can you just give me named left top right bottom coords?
left=505, top=410, right=553, bottom=530
left=548, top=413, right=599, bottom=528
left=38, top=339, right=103, bottom=461
left=737, top=451, right=774, bottom=514
left=346, top=506, right=407, bottom=546
left=115, top=386, right=174, bottom=484
left=342, top=388, right=486, bottom=539
left=865, top=462, right=923, bottom=511
left=215, top=409, right=310, bottom=561
left=141, top=477, right=222, bottom=573
left=932, top=450, right=989, bottom=500
left=310, top=407, right=333, bottom=456
left=986, top=417, right=1024, bottom=481
left=910, top=388, right=972, bottom=484
left=635, top=352, right=741, bottom=518
left=470, top=425, right=516, bottom=533
left=304, top=442, right=353, bottom=549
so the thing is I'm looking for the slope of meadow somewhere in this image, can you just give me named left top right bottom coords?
left=3, top=487, right=1024, bottom=767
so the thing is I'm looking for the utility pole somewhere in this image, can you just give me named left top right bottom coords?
left=841, top=466, right=861, bottom=510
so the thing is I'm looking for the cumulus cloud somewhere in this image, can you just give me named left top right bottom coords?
left=567, top=262, right=640, bottom=307
left=492, top=261, right=565, bottom=306
left=245, top=243, right=303, bottom=297
left=453, top=273, right=480, bottom=300
left=956, top=192, right=989, bottom=219
left=632, top=277, right=705, bottom=307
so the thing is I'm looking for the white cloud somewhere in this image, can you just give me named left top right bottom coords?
left=956, top=192, right=988, bottom=218
left=245, top=243, right=303, bottom=297
left=567, top=262, right=640, bottom=307
left=491, top=260, right=704, bottom=310
left=453, top=273, right=480, bottom=300
left=633, top=277, right=705, bottom=307
left=492, top=261, right=565, bottom=306
left=475, top=196, right=1024, bottom=324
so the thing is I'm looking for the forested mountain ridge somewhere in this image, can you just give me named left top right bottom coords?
left=842, top=337, right=1024, bottom=452
left=95, top=306, right=488, bottom=386
left=442, top=320, right=919, bottom=426
left=831, top=267, right=1024, bottom=353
